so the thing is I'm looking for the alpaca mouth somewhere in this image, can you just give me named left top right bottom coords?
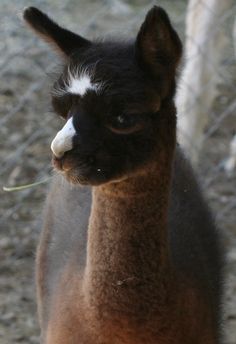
left=64, top=169, right=90, bottom=185
left=52, top=154, right=107, bottom=186
left=52, top=156, right=64, bottom=171
left=52, top=151, right=89, bottom=172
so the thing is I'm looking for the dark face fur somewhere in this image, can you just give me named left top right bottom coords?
left=24, top=6, right=182, bottom=186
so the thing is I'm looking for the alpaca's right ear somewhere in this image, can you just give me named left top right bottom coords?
left=23, top=7, right=91, bottom=57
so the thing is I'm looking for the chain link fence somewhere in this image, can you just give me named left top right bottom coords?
left=0, top=1, right=235, bottom=343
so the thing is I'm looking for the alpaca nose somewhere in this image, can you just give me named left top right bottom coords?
left=51, top=117, right=76, bottom=158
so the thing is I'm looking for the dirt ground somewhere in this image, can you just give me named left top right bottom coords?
left=0, top=1, right=235, bottom=343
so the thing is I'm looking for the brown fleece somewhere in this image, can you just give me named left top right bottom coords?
left=40, top=109, right=218, bottom=343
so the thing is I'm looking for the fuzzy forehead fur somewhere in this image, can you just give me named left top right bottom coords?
left=52, top=41, right=162, bottom=114
left=67, top=73, right=96, bottom=96
left=53, top=63, right=103, bottom=98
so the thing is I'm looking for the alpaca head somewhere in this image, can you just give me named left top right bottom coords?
left=24, top=6, right=182, bottom=186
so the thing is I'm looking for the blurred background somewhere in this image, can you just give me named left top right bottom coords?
left=0, top=1, right=235, bottom=343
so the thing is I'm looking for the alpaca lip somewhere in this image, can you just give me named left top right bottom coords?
left=53, top=156, right=109, bottom=186
left=52, top=155, right=74, bottom=172
left=52, top=156, right=63, bottom=171
left=52, top=154, right=94, bottom=180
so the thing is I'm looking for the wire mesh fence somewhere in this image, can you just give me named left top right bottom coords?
left=0, top=1, right=235, bottom=343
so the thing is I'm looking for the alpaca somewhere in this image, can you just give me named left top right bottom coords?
left=23, top=6, right=223, bottom=344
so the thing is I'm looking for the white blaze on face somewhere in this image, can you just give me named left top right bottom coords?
left=67, top=74, right=96, bottom=96
left=51, top=117, right=76, bottom=158
left=52, top=65, right=103, bottom=98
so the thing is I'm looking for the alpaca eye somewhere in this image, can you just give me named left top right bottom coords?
left=117, top=115, right=126, bottom=124
left=113, top=115, right=137, bottom=129
left=108, top=114, right=144, bottom=134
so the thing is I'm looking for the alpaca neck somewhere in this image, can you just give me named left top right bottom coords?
left=82, top=154, right=176, bottom=317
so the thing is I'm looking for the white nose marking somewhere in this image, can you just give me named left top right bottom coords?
left=51, top=117, right=76, bottom=158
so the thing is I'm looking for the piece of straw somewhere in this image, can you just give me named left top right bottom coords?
left=3, top=178, right=50, bottom=192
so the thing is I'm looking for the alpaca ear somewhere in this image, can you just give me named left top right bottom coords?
left=135, top=6, right=182, bottom=76
left=23, top=7, right=91, bottom=57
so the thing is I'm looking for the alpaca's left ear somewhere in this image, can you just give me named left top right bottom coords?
left=135, top=6, right=182, bottom=76
left=23, top=7, right=91, bottom=58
